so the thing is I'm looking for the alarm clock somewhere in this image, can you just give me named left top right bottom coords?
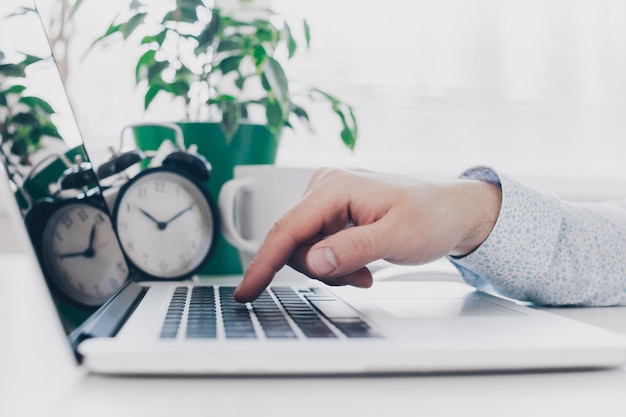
left=25, top=154, right=130, bottom=307
left=32, top=197, right=129, bottom=307
left=102, top=140, right=218, bottom=280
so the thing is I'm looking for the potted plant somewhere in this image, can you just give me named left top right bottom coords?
left=0, top=14, right=75, bottom=208
left=1, top=4, right=99, bottom=206
left=91, top=0, right=357, bottom=147
left=90, top=0, right=358, bottom=274
left=0, top=51, right=62, bottom=172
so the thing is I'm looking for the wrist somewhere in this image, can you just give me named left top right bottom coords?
left=450, top=179, right=502, bottom=257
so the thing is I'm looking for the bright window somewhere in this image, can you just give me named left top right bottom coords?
left=36, top=0, right=626, bottom=187
left=272, top=0, right=626, bottom=183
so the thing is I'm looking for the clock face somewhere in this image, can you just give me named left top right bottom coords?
left=114, top=169, right=215, bottom=279
left=42, top=201, right=129, bottom=307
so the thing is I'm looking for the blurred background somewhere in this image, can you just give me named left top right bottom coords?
left=26, top=0, right=626, bottom=186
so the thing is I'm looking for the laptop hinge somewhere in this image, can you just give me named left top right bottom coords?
left=69, top=282, right=147, bottom=362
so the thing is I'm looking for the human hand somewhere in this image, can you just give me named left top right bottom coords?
left=234, top=168, right=501, bottom=302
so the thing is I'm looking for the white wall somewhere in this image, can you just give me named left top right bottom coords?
left=32, top=0, right=626, bottom=182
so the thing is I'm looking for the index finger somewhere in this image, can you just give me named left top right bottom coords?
left=233, top=194, right=348, bottom=302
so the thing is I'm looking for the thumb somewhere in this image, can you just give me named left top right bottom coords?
left=306, top=222, right=389, bottom=278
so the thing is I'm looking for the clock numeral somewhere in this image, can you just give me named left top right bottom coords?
left=94, top=284, right=103, bottom=298
left=95, top=212, right=106, bottom=225
left=109, top=278, right=121, bottom=291
left=77, top=208, right=88, bottom=222
left=179, top=253, right=192, bottom=269
left=116, top=262, right=128, bottom=276
left=159, top=260, right=168, bottom=273
left=60, top=213, right=73, bottom=229
left=154, top=180, right=166, bottom=193
left=54, top=230, right=64, bottom=243
left=137, top=187, right=147, bottom=199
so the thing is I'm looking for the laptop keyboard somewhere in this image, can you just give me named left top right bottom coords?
left=159, top=286, right=381, bottom=340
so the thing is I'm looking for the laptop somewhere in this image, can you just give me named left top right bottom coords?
left=3, top=0, right=626, bottom=376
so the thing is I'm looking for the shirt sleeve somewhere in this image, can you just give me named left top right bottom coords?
left=448, top=166, right=626, bottom=306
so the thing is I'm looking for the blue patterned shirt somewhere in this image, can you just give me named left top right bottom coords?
left=449, top=166, right=626, bottom=306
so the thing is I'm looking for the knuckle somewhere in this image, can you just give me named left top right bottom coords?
left=344, top=227, right=375, bottom=265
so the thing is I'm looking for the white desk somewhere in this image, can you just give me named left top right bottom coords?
left=3, top=253, right=626, bottom=417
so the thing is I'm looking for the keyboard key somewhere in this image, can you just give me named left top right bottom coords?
left=186, top=286, right=217, bottom=339
left=252, top=291, right=297, bottom=339
left=160, top=286, right=188, bottom=339
left=220, top=287, right=257, bottom=339
left=272, top=287, right=336, bottom=338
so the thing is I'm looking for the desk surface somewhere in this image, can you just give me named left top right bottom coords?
left=3, top=253, right=626, bottom=417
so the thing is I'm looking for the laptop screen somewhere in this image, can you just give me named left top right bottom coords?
left=0, top=0, right=131, bottom=333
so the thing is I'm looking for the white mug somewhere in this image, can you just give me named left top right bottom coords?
left=218, top=165, right=315, bottom=269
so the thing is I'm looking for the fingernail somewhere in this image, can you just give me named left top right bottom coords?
left=233, top=285, right=244, bottom=302
left=309, top=247, right=338, bottom=276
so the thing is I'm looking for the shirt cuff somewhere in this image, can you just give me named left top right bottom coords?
left=448, top=166, right=562, bottom=301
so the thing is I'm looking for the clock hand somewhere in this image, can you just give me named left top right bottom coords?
left=139, top=208, right=167, bottom=230
left=83, top=224, right=96, bottom=258
left=57, top=223, right=98, bottom=259
left=163, top=203, right=195, bottom=226
left=56, top=251, right=89, bottom=259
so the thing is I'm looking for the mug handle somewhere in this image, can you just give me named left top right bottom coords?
left=218, top=177, right=260, bottom=253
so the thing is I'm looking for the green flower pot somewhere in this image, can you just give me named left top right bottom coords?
left=131, top=122, right=279, bottom=276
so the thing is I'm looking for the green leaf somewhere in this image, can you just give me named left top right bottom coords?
left=121, top=13, right=147, bottom=38
left=265, top=98, right=284, bottom=136
left=219, top=55, right=242, bottom=75
left=0, top=63, right=26, bottom=77
left=217, top=39, right=242, bottom=53
left=240, top=102, right=249, bottom=119
left=6, top=7, right=35, bottom=19
left=141, top=30, right=167, bottom=46
left=0, top=93, right=6, bottom=107
left=12, top=112, right=38, bottom=125
left=69, top=0, right=86, bottom=18
left=235, top=75, right=246, bottom=90
left=292, top=105, right=312, bottom=131
left=260, top=73, right=271, bottom=91
left=40, top=120, right=62, bottom=139
left=161, top=11, right=176, bottom=24
left=168, top=80, right=191, bottom=97
left=303, top=19, right=311, bottom=47
left=89, top=22, right=123, bottom=49
left=177, top=0, right=205, bottom=12
left=22, top=54, right=44, bottom=67
left=146, top=60, right=169, bottom=83
left=144, top=84, right=163, bottom=109
left=251, top=45, right=267, bottom=68
left=219, top=100, right=241, bottom=141
left=262, top=57, right=290, bottom=115
left=255, top=27, right=275, bottom=44
left=308, top=87, right=358, bottom=150
left=129, top=0, right=146, bottom=11
left=340, top=127, right=356, bottom=150
left=282, top=22, right=297, bottom=58
left=4, top=85, right=27, bottom=95
left=177, top=0, right=200, bottom=23
left=19, top=96, right=55, bottom=114
left=135, top=49, right=156, bottom=82
left=10, top=139, right=29, bottom=158
left=334, top=105, right=358, bottom=150
left=196, top=13, right=221, bottom=51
